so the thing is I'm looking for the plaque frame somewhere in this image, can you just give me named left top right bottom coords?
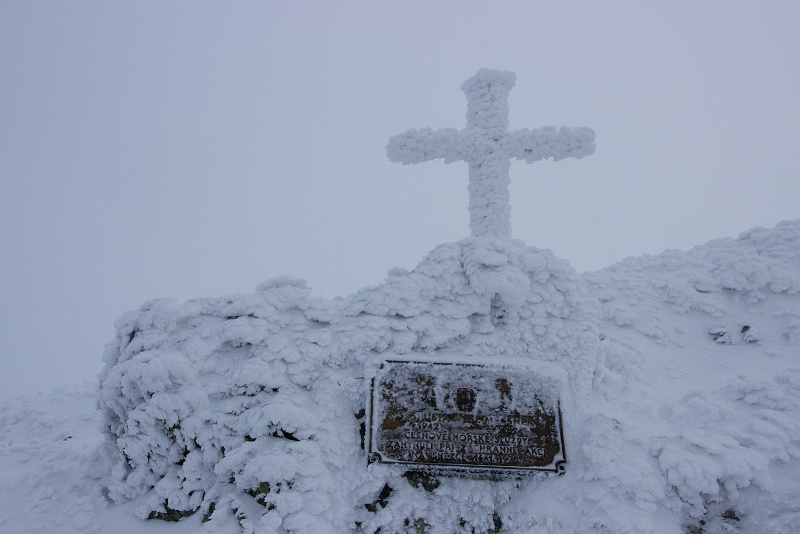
left=367, top=360, right=567, bottom=476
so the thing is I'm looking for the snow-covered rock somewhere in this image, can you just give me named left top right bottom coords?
left=90, top=220, right=800, bottom=533
left=3, top=220, right=798, bottom=533
left=97, top=237, right=598, bottom=534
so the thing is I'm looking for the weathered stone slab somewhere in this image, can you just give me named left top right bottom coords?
left=368, top=360, right=566, bottom=475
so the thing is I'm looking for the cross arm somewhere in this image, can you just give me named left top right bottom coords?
left=386, top=127, right=463, bottom=165
left=505, top=126, right=596, bottom=163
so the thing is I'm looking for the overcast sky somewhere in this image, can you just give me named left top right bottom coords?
left=2, top=2, right=799, bottom=400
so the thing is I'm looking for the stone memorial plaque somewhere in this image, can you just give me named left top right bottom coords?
left=368, top=360, right=566, bottom=475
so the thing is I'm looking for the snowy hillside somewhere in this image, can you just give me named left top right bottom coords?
left=1, top=220, right=799, bottom=534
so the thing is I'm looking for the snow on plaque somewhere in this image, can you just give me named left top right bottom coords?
left=368, top=361, right=566, bottom=475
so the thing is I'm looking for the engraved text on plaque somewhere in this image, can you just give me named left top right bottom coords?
left=368, top=360, right=566, bottom=475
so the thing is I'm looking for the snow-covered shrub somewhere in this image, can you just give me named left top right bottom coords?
left=98, top=238, right=599, bottom=533
left=98, top=220, right=800, bottom=533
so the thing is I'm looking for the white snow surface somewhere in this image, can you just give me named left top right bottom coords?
left=2, top=220, right=799, bottom=533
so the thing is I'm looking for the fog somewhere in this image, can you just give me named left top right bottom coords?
left=2, top=2, right=799, bottom=400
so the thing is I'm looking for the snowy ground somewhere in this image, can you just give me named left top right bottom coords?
left=6, top=383, right=797, bottom=534
left=2, top=221, right=799, bottom=533
left=0, top=384, right=241, bottom=533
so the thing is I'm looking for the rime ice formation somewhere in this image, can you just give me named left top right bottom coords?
left=62, top=69, right=799, bottom=534
left=96, top=238, right=600, bottom=534
left=387, top=69, right=595, bottom=239
left=87, top=220, right=800, bottom=534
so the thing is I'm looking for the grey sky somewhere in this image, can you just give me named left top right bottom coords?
left=2, top=2, right=799, bottom=400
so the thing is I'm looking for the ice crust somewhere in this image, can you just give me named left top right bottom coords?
left=95, top=220, right=800, bottom=533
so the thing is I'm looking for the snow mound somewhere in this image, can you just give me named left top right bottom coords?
left=98, top=238, right=597, bottom=533
left=90, top=219, right=800, bottom=533
left=579, top=219, right=800, bottom=532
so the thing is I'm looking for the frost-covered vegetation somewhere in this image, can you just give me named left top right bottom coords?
left=97, top=237, right=597, bottom=534
left=87, top=220, right=800, bottom=533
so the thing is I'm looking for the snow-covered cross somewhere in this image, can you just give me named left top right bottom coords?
left=387, top=69, right=596, bottom=239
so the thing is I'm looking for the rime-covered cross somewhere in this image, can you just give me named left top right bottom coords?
left=387, top=69, right=596, bottom=239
